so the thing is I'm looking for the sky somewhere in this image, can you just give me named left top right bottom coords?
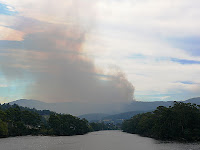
left=0, top=0, right=200, bottom=103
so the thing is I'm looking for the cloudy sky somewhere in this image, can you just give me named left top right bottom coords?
left=0, top=0, right=200, bottom=103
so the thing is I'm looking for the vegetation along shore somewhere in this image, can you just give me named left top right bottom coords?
left=122, top=102, right=200, bottom=142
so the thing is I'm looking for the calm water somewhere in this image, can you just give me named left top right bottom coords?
left=0, top=131, right=199, bottom=150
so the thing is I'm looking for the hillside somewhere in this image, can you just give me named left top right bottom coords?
left=8, top=99, right=127, bottom=116
left=102, top=111, right=146, bottom=124
left=79, top=113, right=109, bottom=122
left=122, top=101, right=200, bottom=141
left=0, top=103, right=52, bottom=116
left=8, top=97, right=200, bottom=116
left=185, top=97, right=200, bottom=104
left=0, top=103, right=91, bottom=138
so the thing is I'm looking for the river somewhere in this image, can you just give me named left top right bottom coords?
left=0, top=131, right=199, bottom=150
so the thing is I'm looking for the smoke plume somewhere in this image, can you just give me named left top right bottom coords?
left=0, top=0, right=134, bottom=103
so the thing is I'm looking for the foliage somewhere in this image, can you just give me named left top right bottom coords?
left=89, top=122, right=119, bottom=131
left=0, top=103, right=124, bottom=138
left=0, top=119, right=8, bottom=137
left=48, top=113, right=91, bottom=136
left=1, top=103, right=52, bottom=116
left=122, top=102, right=200, bottom=141
left=0, top=103, right=91, bottom=137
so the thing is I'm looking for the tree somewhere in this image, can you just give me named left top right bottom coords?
left=122, top=102, right=200, bottom=141
left=0, top=119, right=8, bottom=137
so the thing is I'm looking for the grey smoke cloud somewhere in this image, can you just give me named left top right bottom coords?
left=0, top=0, right=134, bottom=103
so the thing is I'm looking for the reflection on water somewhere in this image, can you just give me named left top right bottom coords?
left=0, top=131, right=199, bottom=150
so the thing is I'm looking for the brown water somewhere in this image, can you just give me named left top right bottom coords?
left=0, top=131, right=199, bottom=150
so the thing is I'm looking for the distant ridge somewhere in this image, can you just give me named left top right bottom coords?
left=78, top=111, right=145, bottom=124
left=8, top=99, right=128, bottom=116
left=9, top=99, right=48, bottom=106
left=8, top=97, right=200, bottom=116
left=79, top=113, right=109, bottom=122
left=101, top=110, right=146, bottom=124
left=185, top=97, right=200, bottom=104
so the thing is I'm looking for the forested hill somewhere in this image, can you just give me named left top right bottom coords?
left=9, top=97, right=200, bottom=116
left=0, top=103, right=52, bottom=116
left=185, top=97, right=200, bottom=104
left=79, top=111, right=146, bottom=123
left=0, top=104, right=92, bottom=138
left=102, top=111, right=146, bottom=124
left=122, top=102, right=200, bottom=141
left=79, top=113, right=109, bottom=122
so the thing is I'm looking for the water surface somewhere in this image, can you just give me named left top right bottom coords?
left=0, top=131, right=199, bottom=150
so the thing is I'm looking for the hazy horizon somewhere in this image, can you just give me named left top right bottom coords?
left=6, top=96, right=198, bottom=104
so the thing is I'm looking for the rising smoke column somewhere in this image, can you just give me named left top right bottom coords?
left=0, top=0, right=134, bottom=102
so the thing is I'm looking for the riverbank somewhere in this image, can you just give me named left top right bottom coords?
left=121, top=102, right=200, bottom=142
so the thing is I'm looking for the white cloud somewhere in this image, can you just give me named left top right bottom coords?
left=6, top=5, right=16, bottom=12
left=83, top=0, right=200, bottom=100
left=0, top=0, right=96, bottom=26
left=95, top=0, right=200, bottom=37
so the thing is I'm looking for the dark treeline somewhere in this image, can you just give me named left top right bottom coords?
left=0, top=103, right=120, bottom=138
left=90, top=122, right=119, bottom=131
left=122, top=102, right=200, bottom=141
left=0, top=103, right=52, bottom=116
left=0, top=104, right=92, bottom=138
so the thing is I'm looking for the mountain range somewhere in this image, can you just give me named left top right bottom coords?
left=7, top=97, right=200, bottom=117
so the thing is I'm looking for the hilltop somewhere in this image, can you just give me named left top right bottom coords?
left=8, top=97, right=200, bottom=117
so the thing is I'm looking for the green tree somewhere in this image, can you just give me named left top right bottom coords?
left=122, top=102, right=200, bottom=141
left=0, top=119, right=8, bottom=137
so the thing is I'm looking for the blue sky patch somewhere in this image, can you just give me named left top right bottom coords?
left=178, top=81, right=195, bottom=85
left=166, top=36, right=200, bottom=56
left=0, top=3, right=17, bottom=15
left=171, top=58, right=200, bottom=64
